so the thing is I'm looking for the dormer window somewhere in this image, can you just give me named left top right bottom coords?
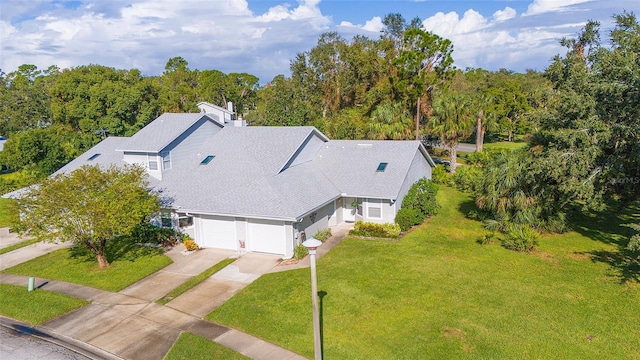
left=377, top=162, right=388, bottom=172
left=200, top=155, right=215, bottom=165
left=88, top=153, right=101, bottom=161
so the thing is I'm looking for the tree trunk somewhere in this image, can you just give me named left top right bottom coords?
left=415, top=96, right=421, bottom=140
left=476, top=109, right=484, bottom=152
left=96, top=253, right=110, bottom=268
left=449, top=144, right=457, bottom=173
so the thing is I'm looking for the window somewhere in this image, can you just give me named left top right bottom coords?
left=200, top=155, right=215, bottom=165
left=161, top=211, right=172, bottom=227
left=161, top=151, right=171, bottom=170
left=376, top=162, right=388, bottom=172
left=149, top=160, right=158, bottom=170
left=88, top=153, right=101, bottom=161
left=368, top=199, right=382, bottom=218
left=178, top=216, right=193, bottom=228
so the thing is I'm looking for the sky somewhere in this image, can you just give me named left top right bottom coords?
left=1, top=0, right=638, bottom=83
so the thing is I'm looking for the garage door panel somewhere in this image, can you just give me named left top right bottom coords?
left=200, top=216, right=237, bottom=250
left=248, top=219, right=286, bottom=254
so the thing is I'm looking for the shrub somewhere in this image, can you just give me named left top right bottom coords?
left=395, top=208, right=425, bottom=231
left=349, top=221, right=401, bottom=238
left=313, top=228, right=332, bottom=242
left=402, top=177, right=440, bottom=217
left=183, top=239, right=199, bottom=251
left=501, top=223, right=540, bottom=252
left=131, top=223, right=179, bottom=248
left=431, top=165, right=451, bottom=185
left=476, top=233, right=495, bottom=245
left=293, top=244, right=308, bottom=260
left=452, top=165, right=482, bottom=193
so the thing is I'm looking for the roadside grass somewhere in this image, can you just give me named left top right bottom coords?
left=0, top=284, right=88, bottom=325
left=1, top=237, right=173, bottom=291
left=484, top=141, right=527, bottom=151
left=208, top=187, right=640, bottom=359
left=0, top=197, right=19, bottom=228
left=0, top=237, right=42, bottom=255
left=164, top=332, right=249, bottom=360
left=156, top=257, right=236, bottom=305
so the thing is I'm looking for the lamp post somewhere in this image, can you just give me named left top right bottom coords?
left=302, top=237, right=323, bottom=360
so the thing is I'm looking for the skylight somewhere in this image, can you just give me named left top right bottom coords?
left=200, top=155, right=215, bottom=165
left=377, top=162, right=388, bottom=172
left=88, top=153, right=101, bottom=161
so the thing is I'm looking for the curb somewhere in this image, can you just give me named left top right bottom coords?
left=0, top=315, right=122, bottom=360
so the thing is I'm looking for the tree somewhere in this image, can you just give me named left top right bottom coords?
left=367, top=101, right=413, bottom=140
left=395, top=28, right=454, bottom=140
left=429, top=92, right=474, bottom=172
left=17, top=165, right=160, bottom=268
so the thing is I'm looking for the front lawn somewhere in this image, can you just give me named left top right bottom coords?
left=164, top=332, right=249, bottom=360
left=1, top=238, right=173, bottom=291
left=0, top=197, right=18, bottom=228
left=208, top=187, right=640, bottom=359
left=0, top=284, right=88, bottom=325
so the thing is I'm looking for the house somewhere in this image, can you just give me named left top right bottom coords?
left=48, top=111, right=435, bottom=258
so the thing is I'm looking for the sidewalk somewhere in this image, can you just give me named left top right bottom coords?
left=0, top=223, right=353, bottom=359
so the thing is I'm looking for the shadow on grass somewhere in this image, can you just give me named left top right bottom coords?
left=571, top=201, right=640, bottom=284
left=67, top=236, right=165, bottom=264
left=458, top=198, right=479, bottom=218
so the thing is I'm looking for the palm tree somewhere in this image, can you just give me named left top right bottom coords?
left=367, top=102, right=414, bottom=140
left=429, top=92, right=475, bottom=172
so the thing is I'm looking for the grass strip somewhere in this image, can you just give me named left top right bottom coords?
left=0, top=237, right=42, bottom=255
left=165, top=332, right=249, bottom=360
left=156, top=257, right=237, bottom=305
left=0, top=283, right=88, bottom=325
left=0, top=197, right=19, bottom=228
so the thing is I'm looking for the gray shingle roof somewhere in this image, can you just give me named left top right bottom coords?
left=117, top=113, right=217, bottom=152
left=52, top=137, right=129, bottom=176
left=314, top=140, right=429, bottom=200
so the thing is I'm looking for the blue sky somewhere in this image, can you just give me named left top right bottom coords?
left=1, top=0, right=638, bottom=83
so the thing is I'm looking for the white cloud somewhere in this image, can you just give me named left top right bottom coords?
left=493, top=7, right=517, bottom=22
left=362, top=16, right=384, bottom=32
left=523, top=0, right=592, bottom=16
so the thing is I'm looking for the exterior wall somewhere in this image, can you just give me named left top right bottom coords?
left=396, top=149, right=433, bottom=209
left=123, top=151, right=162, bottom=180
left=363, top=198, right=396, bottom=224
left=297, top=203, right=331, bottom=241
left=163, top=118, right=222, bottom=167
left=342, top=196, right=357, bottom=222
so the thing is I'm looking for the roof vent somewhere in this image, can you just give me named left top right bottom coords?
left=357, top=143, right=373, bottom=147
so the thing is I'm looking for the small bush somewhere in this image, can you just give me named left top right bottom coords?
left=313, top=228, right=332, bottom=242
left=501, top=224, right=540, bottom=252
left=349, top=221, right=401, bottom=238
left=395, top=208, right=425, bottom=231
left=431, top=165, right=451, bottom=185
left=452, top=165, right=482, bottom=193
left=476, top=233, right=495, bottom=245
left=183, top=239, right=199, bottom=251
left=402, top=177, right=440, bottom=218
left=131, top=223, right=179, bottom=248
left=294, top=244, right=308, bottom=260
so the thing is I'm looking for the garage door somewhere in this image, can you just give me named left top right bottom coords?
left=248, top=219, right=286, bottom=254
left=199, top=215, right=237, bottom=250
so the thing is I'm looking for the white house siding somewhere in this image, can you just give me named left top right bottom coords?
left=195, top=215, right=237, bottom=250
left=363, top=198, right=396, bottom=224
left=298, top=202, right=331, bottom=241
left=162, top=118, right=222, bottom=167
left=123, top=151, right=162, bottom=180
left=396, top=149, right=433, bottom=209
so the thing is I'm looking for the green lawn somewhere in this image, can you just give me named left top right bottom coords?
left=208, top=187, right=640, bottom=359
left=1, top=238, right=173, bottom=291
left=484, top=141, right=527, bottom=151
left=0, top=197, right=18, bottom=228
left=0, top=284, right=88, bottom=325
left=164, top=332, right=249, bottom=360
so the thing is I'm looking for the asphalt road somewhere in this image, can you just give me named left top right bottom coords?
left=0, top=325, right=91, bottom=360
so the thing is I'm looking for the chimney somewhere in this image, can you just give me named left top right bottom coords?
left=227, top=102, right=233, bottom=113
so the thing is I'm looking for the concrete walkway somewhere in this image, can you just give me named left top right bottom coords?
left=0, top=223, right=353, bottom=359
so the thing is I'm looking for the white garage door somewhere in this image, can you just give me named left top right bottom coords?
left=248, top=219, right=286, bottom=254
left=199, top=215, right=237, bottom=250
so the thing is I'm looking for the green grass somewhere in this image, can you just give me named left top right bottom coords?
left=0, top=237, right=42, bottom=255
left=164, top=332, right=249, bottom=360
left=1, top=237, right=173, bottom=291
left=484, top=141, right=527, bottom=151
left=157, top=257, right=236, bottom=305
left=208, top=187, right=640, bottom=359
left=0, top=197, right=19, bottom=228
left=0, top=284, right=88, bottom=325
